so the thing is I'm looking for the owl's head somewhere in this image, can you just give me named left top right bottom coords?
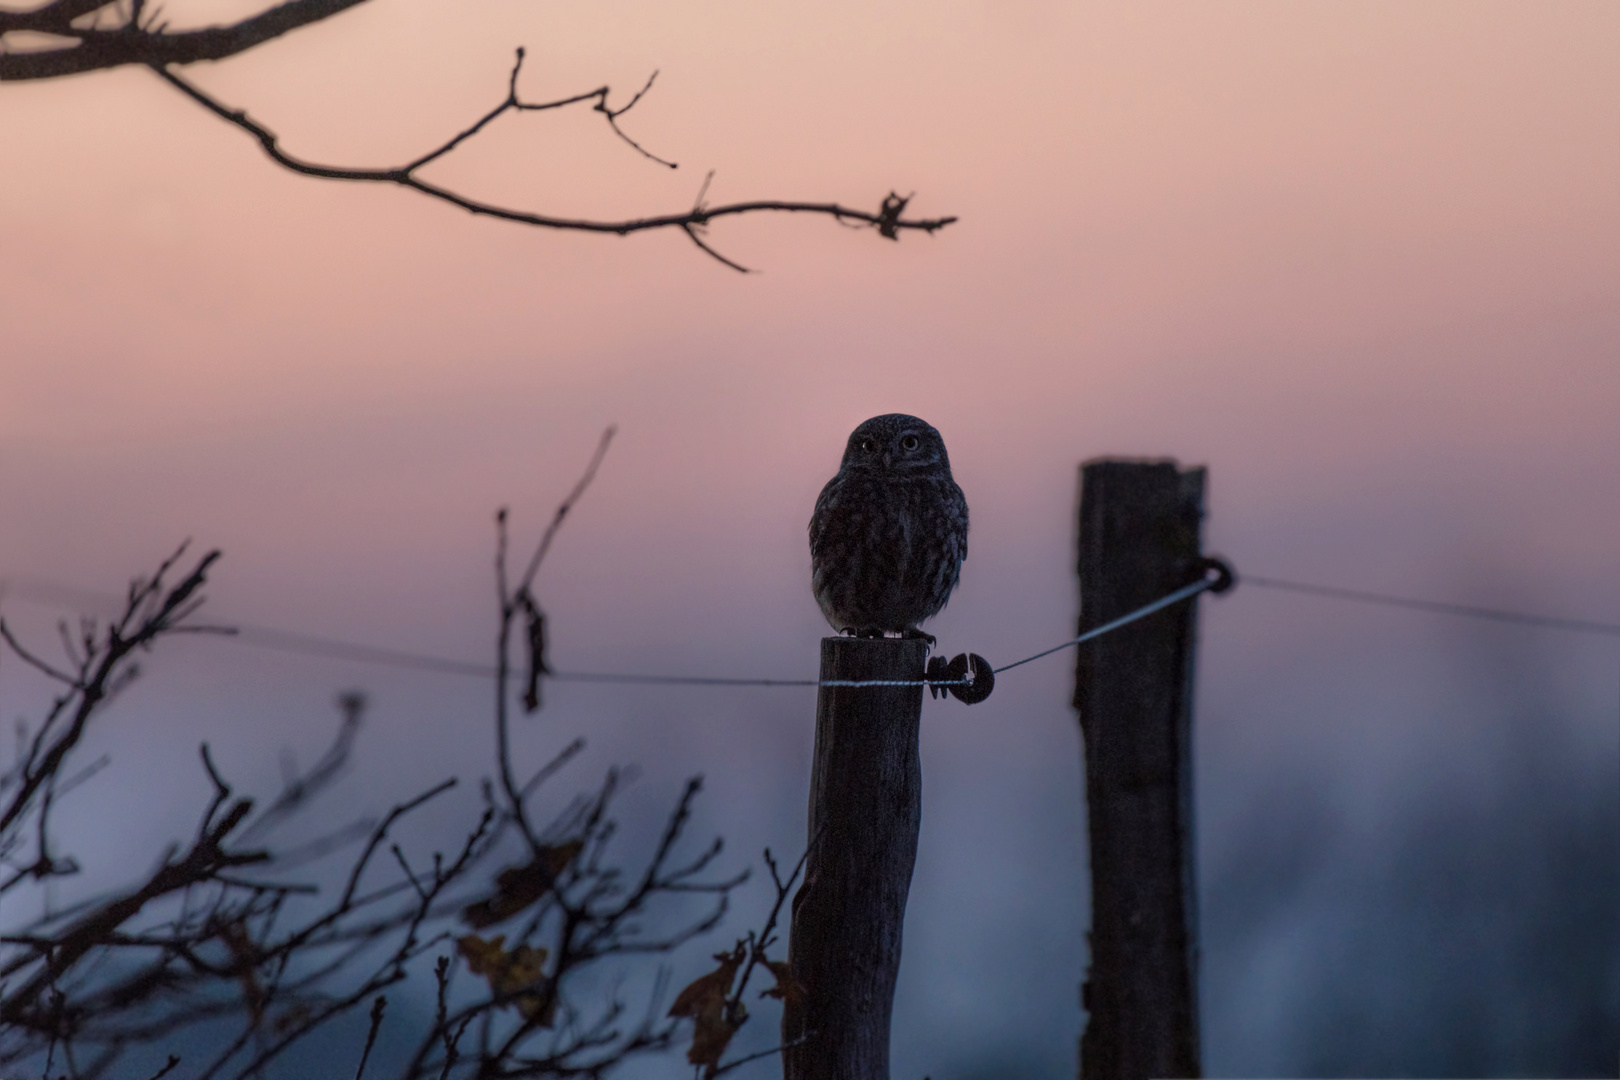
left=840, top=414, right=951, bottom=474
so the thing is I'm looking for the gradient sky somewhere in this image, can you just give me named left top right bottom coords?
left=2, top=2, right=1618, bottom=1076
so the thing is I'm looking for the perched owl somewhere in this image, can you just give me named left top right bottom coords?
left=809, top=414, right=969, bottom=640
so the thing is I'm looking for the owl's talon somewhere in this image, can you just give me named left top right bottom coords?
left=901, top=628, right=937, bottom=647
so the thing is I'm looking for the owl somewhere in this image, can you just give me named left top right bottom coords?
left=809, top=414, right=969, bottom=640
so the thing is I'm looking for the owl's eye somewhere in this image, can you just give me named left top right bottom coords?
left=861, top=438, right=879, bottom=453
left=900, top=434, right=920, bottom=452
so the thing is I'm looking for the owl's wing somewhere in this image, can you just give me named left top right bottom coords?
left=808, top=475, right=841, bottom=558
left=954, top=480, right=969, bottom=562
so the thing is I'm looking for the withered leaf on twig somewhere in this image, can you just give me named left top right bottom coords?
left=668, top=944, right=746, bottom=1074
left=273, top=1002, right=312, bottom=1036
left=217, top=919, right=265, bottom=1022
left=759, top=959, right=804, bottom=1010
left=457, top=934, right=556, bottom=1026
left=460, top=839, right=583, bottom=929
left=517, top=589, right=549, bottom=713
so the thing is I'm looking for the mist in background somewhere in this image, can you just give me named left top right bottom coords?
left=2, top=0, right=1617, bottom=1076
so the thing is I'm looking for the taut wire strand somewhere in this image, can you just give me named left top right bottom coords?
left=6, top=562, right=1618, bottom=694
left=810, top=574, right=1222, bottom=689
left=992, top=577, right=1216, bottom=675
left=0, top=576, right=1219, bottom=690
left=1245, top=576, right=1620, bottom=637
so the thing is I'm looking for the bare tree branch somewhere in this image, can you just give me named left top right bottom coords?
left=0, top=0, right=374, bottom=78
left=0, top=436, right=759, bottom=1079
left=2, top=2, right=958, bottom=271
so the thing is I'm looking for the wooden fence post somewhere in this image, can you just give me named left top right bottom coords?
left=782, top=636, right=927, bottom=1080
left=1074, top=459, right=1205, bottom=1080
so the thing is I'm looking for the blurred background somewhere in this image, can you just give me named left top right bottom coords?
left=2, top=0, right=1616, bottom=1075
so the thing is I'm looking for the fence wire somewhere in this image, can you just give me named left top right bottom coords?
left=3, top=563, right=1617, bottom=696
left=1244, top=575, right=1620, bottom=637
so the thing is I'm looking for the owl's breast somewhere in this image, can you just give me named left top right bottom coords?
left=809, top=469, right=967, bottom=632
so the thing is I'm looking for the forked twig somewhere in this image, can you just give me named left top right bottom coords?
left=153, top=52, right=952, bottom=272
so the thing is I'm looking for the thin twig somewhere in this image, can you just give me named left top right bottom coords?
left=353, top=995, right=386, bottom=1080
left=519, top=426, right=618, bottom=593
left=711, top=1033, right=813, bottom=1077
left=134, top=62, right=954, bottom=273
left=682, top=224, right=753, bottom=273
left=142, top=1055, right=182, bottom=1080
left=0, top=621, right=79, bottom=687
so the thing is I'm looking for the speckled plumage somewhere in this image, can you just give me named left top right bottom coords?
left=809, top=414, right=968, bottom=637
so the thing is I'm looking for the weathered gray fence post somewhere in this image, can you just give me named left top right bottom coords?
left=783, top=636, right=927, bottom=1080
left=1074, top=459, right=1205, bottom=1080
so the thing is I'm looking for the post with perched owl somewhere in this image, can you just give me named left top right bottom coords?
left=784, top=415, right=970, bottom=1080
left=1074, top=459, right=1206, bottom=1080
left=781, top=635, right=926, bottom=1080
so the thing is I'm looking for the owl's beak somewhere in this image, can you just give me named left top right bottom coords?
left=882, top=451, right=893, bottom=468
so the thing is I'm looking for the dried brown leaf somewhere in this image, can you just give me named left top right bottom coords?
left=272, top=1002, right=312, bottom=1036
left=520, top=594, right=549, bottom=713
left=457, top=933, right=556, bottom=1027
left=460, top=840, right=583, bottom=928
left=218, top=919, right=264, bottom=1022
left=669, top=944, right=746, bottom=1072
left=688, top=1002, right=741, bottom=1074
left=759, top=959, right=804, bottom=1010
left=668, top=945, right=743, bottom=1019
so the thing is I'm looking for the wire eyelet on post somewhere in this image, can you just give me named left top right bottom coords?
left=1198, top=556, right=1237, bottom=595
left=926, top=653, right=994, bottom=704
left=952, top=653, right=995, bottom=704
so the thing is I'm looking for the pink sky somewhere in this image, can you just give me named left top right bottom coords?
left=3, top=1, right=1615, bottom=603
left=2, top=1, right=1617, bottom=1073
